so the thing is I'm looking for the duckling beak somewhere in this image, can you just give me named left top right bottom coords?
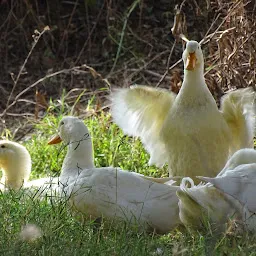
left=48, top=134, right=62, bottom=145
left=185, top=52, right=196, bottom=70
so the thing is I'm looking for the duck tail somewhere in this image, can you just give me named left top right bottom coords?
left=180, top=177, right=195, bottom=190
left=176, top=177, right=204, bottom=227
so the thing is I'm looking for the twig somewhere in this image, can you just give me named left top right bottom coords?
left=57, top=0, right=80, bottom=61
left=0, top=64, right=112, bottom=117
left=110, top=0, right=140, bottom=74
left=127, top=50, right=170, bottom=78
left=129, top=69, right=172, bottom=81
left=1, top=66, right=80, bottom=117
left=171, top=0, right=187, bottom=39
left=74, top=1, right=105, bottom=65
left=200, top=0, right=243, bottom=45
left=5, top=26, right=50, bottom=116
left=127, top=25, right=153, bottom=50
left=200, top=13, right=221, bottom=45
left=2, top=112, right=34, bottom=117
left=156, top=40, right=177, bottom=87
left=168, top=58, right=183, bottom=71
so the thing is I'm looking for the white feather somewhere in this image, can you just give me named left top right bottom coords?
left=50, top=116, right=181, bottom=233
left=177, top=176, right=242, bottom=230
left=111, top=85, right=176, bottom=167
left=111, top=41, right=255, bottom=180
left=199, top=149, right=256, bottom=232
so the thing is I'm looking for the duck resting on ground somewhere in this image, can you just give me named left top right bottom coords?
left=177, top=177, right=242, bottom=232
left=48, top=116, right=181, bottom=233
left=216, top=148, right=256, bottom=176
left=177, top=148, right=256, bottom=232
left=110, top=40, right=255, bottom=181
left=199, top=148, right=256, bottom=233
left=0, top=140, right=58, bottom=192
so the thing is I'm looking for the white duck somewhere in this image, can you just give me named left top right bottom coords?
left=199, top=148, right=256, bottom=232
left=0, top=140, right=58, bottom=192
left=177, top=148, right=256, bottom=231
left=48, top=116, right=181, bottom=233
left=176, top=177, right=242, bottom=232
left=0, top=140, right=31, bottom=190
left=110, top=40, right=255, bottom=180
left=217, top=148, right=256, bottom=176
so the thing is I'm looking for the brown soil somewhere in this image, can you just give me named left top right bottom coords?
left=0, top=0, right=255, bottom=134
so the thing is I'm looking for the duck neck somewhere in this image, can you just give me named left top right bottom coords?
left=183, top=67, right=205, bottom=90
left=178, top=65, right=215, bottom=104
left=61, top=135, right=95, bottom=178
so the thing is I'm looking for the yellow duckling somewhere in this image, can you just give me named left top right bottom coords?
left=0, top=140, right=58, bottom=192
left=48, top=116, right=181, bottom=233
left=0, top=140, right=31, bottom=190
left=110, top=40, right=255, bottom=180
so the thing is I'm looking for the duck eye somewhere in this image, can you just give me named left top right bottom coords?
left=1, top=145, right=6, bottom=148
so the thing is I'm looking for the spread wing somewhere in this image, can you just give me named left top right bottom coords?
left=220, top=87, right=256, bottom=153
left=110, top=85, right=176, bottom=167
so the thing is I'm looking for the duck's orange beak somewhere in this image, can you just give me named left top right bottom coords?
left=48, top=134, right=62, bottom=145
left=185, top=52, right=196, bottom=70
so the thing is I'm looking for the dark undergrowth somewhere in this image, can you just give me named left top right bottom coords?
left=0, top=0, right=255, bottom=133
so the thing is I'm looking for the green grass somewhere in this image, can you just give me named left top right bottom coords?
left=25, top=111, right=169, bottom=180
left=1, top=105, right=256, bottom=255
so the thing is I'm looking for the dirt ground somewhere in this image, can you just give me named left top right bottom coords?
left=0, top=0, right=255, bottom=134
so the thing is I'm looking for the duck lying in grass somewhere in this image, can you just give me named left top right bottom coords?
left=216, top=148, right=256, bottom=176
left=48, top=116, right=181, bottom=233
left=177, top=148, right=256, bottom=232
left=110, top=40, right=255, bottom=181
left=177, top=177, right=242, bottom=232
left=199, top=148, right=256, bottom=233
left=0, top=140, right=58, bottom=192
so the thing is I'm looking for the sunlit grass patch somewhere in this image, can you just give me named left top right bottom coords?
left=0, top=188, right=176, bottom=255
left=23, top=109, right=168, bottom=180
left=0, top=107, right=256, bottom=255
left=1, top=187, right=256, bottom=255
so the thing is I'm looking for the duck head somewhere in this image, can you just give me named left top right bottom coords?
left=48, top=116, right=95, bottom=176
left=182, top=40, right=204, bottom=71
left=0, top=140, right=31, bottom=190
left=48, top=116, right=91, bottom=145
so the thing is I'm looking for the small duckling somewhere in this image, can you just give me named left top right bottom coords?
left=0, top=140, right=31, bottom=190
